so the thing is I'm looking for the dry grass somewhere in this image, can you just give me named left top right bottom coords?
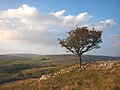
left=0, top=60, right=120, bottom=90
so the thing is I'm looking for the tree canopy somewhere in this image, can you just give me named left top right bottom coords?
left=59, top=27, right=102, bottom=65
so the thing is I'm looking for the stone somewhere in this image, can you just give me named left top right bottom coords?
left=38, top=74, right=52, bottom=82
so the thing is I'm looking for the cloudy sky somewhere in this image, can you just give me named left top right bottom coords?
left=0, top=0, right=120, bottom=56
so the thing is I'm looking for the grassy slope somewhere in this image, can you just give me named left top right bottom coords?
left=0, top=60, right=120, bottom=90
left=0, top=54, right=77, bottom=85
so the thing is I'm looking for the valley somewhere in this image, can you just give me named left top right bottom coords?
left=0, top=54, right=120, bottom=90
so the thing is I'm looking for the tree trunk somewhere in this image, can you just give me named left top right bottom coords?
left=78, top=55, right=82, bottom=66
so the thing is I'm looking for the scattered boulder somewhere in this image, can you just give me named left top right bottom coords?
left=38, top=60, right=119, bottom=82
left=38, top=74, right=53, bottom=82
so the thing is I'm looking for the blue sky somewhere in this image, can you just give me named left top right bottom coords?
left=0, top=0, right=120, bottom=56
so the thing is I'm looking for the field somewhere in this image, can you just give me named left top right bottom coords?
left=0, top=54, right=78, bottom=84
left=0, top=54, right=120, bottom=90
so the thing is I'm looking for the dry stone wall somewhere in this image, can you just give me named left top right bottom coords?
left=38, top=60, right=119, bottom=81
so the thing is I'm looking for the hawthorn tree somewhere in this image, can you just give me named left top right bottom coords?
left=59, top=27, right=102, bottom=66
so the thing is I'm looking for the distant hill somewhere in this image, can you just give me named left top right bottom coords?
left=81, top=54, right=120, bottom=61
left=0, top=54, right=120, bottom=62
left=0, top=55, right=28, bottom=61
left=33, top=54, right=120, bottom=62
left=6, top=54, right=40, bottom=59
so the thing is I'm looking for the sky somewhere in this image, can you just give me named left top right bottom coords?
left=0, top=0, right=120, bottom=56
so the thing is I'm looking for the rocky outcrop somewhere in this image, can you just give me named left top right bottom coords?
left=79, top=60, right=115, bottom=70
left=38, top=60, right=119, bottom=81
left=38, top=74, right=53, bottom=82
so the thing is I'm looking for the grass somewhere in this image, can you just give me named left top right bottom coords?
left=40, top=69, right=120, bottom=90
left=0, top=55, right=74, bottom=81
left=0, top=78, right=38, bottom=90
left=0, top=60, right=120, bottom=90
left=17, top=65, right=62, bottom=77
left=0, top=54, right=120, bottom=90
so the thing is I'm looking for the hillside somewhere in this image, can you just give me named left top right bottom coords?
left=1, top=54, right=120, bottom=62
left=31, top=54, right=120, bottom=62
left=7, top=54, right=40, bottom=58
left=0, top=54, right=120, bottom=82
left=0, top=55, right=28, bottom=61
left=0, top=60, right=120, bottom=90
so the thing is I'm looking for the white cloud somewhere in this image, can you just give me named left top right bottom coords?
left=52, top=11, right=94, bottom=28
left=0, top=4, right=93, bottom=44
left=92, top=19, right=115, bottom=30
left=1, top=4, right=38, bottom=18
left=0, top=4, right=116, bottom=54
left=75, top=12, right=92, bottom=24
left=52, top=10, right=65, bottom=17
